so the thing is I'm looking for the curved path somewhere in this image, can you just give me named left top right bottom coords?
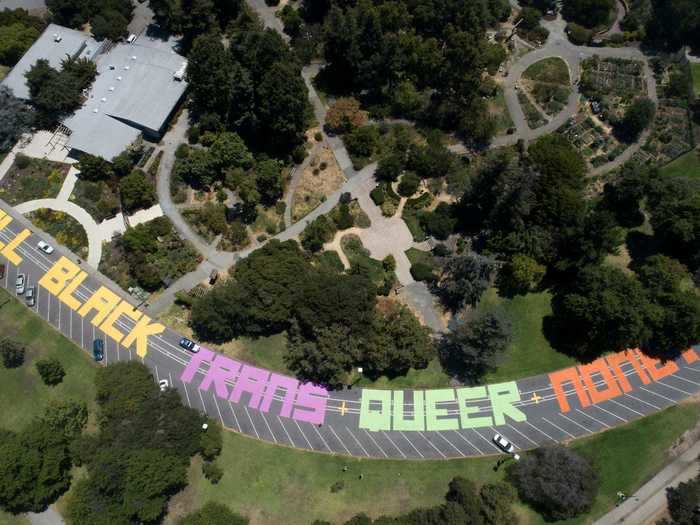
left=1, top=200, right=699, bottom=460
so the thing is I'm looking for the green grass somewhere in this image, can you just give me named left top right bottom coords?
left=480, top=289, right=577, bottom=383
left=490, top=86, right=515, bottom=135
left=0, top=511, right=28, bottom=525
left=353, top=358, right=452, bottom=389
left=660, top=148, right=700, bottom=180
left=691, top=63, right=700, bottom=96
left=405, top=247, right=435, bottom=268
left=0, top=65, right=9, bottom=81
left=523, top=57, right=570, bottom=85
left=187, top=402, right=699, bottom=525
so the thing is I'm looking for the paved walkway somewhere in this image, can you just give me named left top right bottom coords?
left=594, top=438, right=700, bottom=525
left=27, top=507, right=64, bottom=525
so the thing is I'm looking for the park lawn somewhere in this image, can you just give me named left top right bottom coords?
left=185, top=402, right=699, bottom=525
left=0, top=511, right=28, bottom=525
left=0, top=288, right=98, bottom=432
left=691, top=63, right=700, bottom=96
left=480, top=289, right=577, bottom=383
left=523, top=57, right=570, bottom=85
left=660, top=148, right=700, bottom=180
left=353, top=358, right=452, bottom=389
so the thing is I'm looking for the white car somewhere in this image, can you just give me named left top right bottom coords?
left=37, top=241, right=54, bottom=254
left=493, top=433, right=515, bottom=454
left=15, top=273, right=25, bottom=295
left=158, top=379, right=169, bottom=392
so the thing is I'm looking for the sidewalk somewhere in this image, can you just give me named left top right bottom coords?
left=593, top=439, right=700, bottom=525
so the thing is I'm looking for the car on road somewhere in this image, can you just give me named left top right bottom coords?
left=93, top=339, right=104, bottom=361
left=493, top=433, right=515, bottom=454
left=25, top=286, right=36, bottom=307
left=179, top=337, right=200, bottom=353
left=37, top=241, right=54, bottom=254
left=159, top=379, right=169, bottom=392
left=15, top=274, right=25, bottom=295
left=0, top=264, right=5, bottom=280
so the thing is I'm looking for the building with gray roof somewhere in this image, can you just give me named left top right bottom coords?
left=1, top=24, right=188, bottom=161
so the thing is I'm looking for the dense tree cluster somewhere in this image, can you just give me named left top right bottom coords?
left=0, top=401, right=86, bottom=513
left=178, top=502, right=248, bottom=525
left=0, top=8, right=43, bottom=66
left=658, top=471, right=700, bottom=525
left=186, top=27, right=310, bottom=157
left=66, top=362, right=222, bottom=524
left=306, top=0, right=508, bottom=145
left=191, top=240, right=432, bottom=385
left=562, top=0, right=615, bottom=29
left=25, top=56, right=96, bottom=127
left=509, top=446, right=598, bottom=521
left=644, top=0, right=700, bottom=51
left=316, top=477, right=519, bottom=525
left=615, top=97, right=656, bottom=143
left=0, top=86, right=34, bottom=153
left=46, top=0, right=133, bottom=40
left=148, top=0, right=241, bottom=44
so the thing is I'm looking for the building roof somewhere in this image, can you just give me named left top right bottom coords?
left=2, top=25, right=187, bottom=161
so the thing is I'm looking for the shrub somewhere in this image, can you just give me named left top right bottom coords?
left=187, top=125, right=200, bottom=144
left=382, top=255, right=396, bottom=273
left=202, top=462, right=224, bottom=484
left=292, top=144, right=306, bottom=164
left=432, top=243, right=450, bottom=257
left=411, top=262, right=435, bottom=282
left=0, top=338, right=25, bottom=368
left=35, top=358, right=65, bottom=386
left=398, top=171, right=421, bottom=197
left=325, top=97, right=367, bottom=133
left=330, top=481, right=345, bottom=493
left=314, top=131, right=323, bottom=142
left=175, top=143, right=190, bottom=159
left=275, top=201, right=286, bottom=215
left=381, top=200, right=396, bottom=217
left=15, top=153, right=31, bottom=169
left=344, top=125, right=380, bottom=158
left=370, top=186, right=385, bottom=205
left=567, top=23, right=592, bottom=45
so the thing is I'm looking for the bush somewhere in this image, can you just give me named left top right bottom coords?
left=380, top=200, right=396, bottom=217
left=292, top=144, right=306, bottom=164
left=175, top=143, right=190, bottom=159
left=15, top=153, right=31, bottom=169
left=202, top=462, right=224, bottom=484
left=275, top=201, right=286, bottom=215
left=432, top=243, right=450, bottom=257
left=325, top=97, right=367, bottom=134
left=0, top=338, right=25, bottom=368
left=35, top=358, right=65, bottom=386
left=314, top=131, right=323, bottom=142
left=188, top=125, right=200, bottom=144
left=344, top=125, right=380, bottom=158
left=398, top=172, right=421, bottom=197
left=411, top=262, right=435, bottom=282
left=509, top=446, right=598, bottom=521
left=370, top=186, right=385, bottom=205
left=567, top=23, right=593, bottom=45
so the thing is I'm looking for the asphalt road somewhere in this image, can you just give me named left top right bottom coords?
left=2, top=200, right=700, bottom=459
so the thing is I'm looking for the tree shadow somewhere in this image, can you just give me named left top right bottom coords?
left=626, top=230, right=661, bottom=265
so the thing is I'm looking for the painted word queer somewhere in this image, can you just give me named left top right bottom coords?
left=181, top=347, right=329, bottom=425
left=38, top=256, right=164, bottom=358
left=548, top=347, right=699, bottom=412
left=359, top=381, right=526, bottom=432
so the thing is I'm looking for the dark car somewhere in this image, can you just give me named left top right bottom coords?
left=93, top=339, right=104, bottom=361
left=179, top=337, right=200, bottom=353
left=25, top=286, right=36, bottom=307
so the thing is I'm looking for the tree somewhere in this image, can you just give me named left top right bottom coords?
left=419, top=202, right=456, bottom=240
left=325, top=97, right=367, bottom=134
left=433, top=254, right=497, bottom=311
left=301, top=215, right=337, bottom=252
left=480, top=483, right=519, bottom=525
left=119, top=170, right=155, bottom=212
left=25, top=59, right=57, bottom=99
left=0, top=338, right=25, bottom=368
left=509, top=446, right=598, bottom=521
left=179, top=502, right=248, bottom=525
left=562, top=0, right=615, bottom=28
left=439, top=310, right=512, bottom=382
left=497, top=254, right=546, bottom=296
left=663, top=473, right=700, bottom=525
left=0, top=87, right=34, bottom=153
left=645, top=0, right=700, bottom=51
left=255, top=159, right=284, bottom=204
left=0, top=23, right=39, bottom=66
left=256, top=61, right=309, bottom=152
left=345, top=125, right=380, bottom=158
left=549, top=265, right=654, bottom=358
left=40, top=400, right=88, bottom=440
left=375, top=152, right=405, bottom=182
left=36, top=358, right=65, bottom=386
left=616, top=97, right=656, bottom=142
left=90, top=8, right=129, bottom=41
left=210, top=132, right=253, bottom=172
left=77, top=153, right=114, bottom=181
left=174, top=147, right=217, bottom=188
left=398, top=171, right=420, bottom=197
left=518, top=7, right=543, bottom=30
left=187, top=34, right=234, bottom=118
left=445, top=477, right=483, bottom=523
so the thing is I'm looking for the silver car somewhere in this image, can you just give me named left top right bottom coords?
left=25, top=286, right=36, bottom=307
left=15, top=273, right=25, bottom=295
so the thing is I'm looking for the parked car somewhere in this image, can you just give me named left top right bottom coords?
left=37, top=241, right=54, bottom=254
left=493, top=433, right=515, bottom=454
left=93, top=339, right=104, bottom=361
left=25, top=286, right=36, bottom=307
left=159, top=379, right=170, bottom=392
left=0, top=264, right=5, bottom=279
left=15, top=273, right=25, bottom=295
left=179, top=337, right=200, bottom=353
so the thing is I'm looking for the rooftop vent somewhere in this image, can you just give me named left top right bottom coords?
left=93, top=108, right=98, bottom=113
left=100, top=97, right=107, bottom=102
left=123, top=65, right=130, bottom=70
left=116, top=76, right=122, bottom=81
left=53, top=34, right=62, bottom=43
left=109, top=65, right=115, bottom=70
left=131, top=55, right=137, bottom=60
left=108, top=86, right=115, bottom=92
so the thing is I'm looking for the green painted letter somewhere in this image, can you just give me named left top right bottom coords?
left=393, top=390, right=425, bottom=431
left=359, top=389, right=392, bottom=432
left=425, top=389, right=459, bottom=431
left=489, top=381, right=526, bottom=425
left=456, top=386, right=492, bottom=429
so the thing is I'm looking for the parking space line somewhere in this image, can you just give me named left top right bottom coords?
left=327, top=425, right=350, bottom=455
left=593, top=404, right=627, bottom=423
left=417, top=431, right=447, bottom=458
left=575, top=408, right=610, bottom=429
left=244, top=406, right=260, bottom=439
left=277, top=416, right=296, bottom=447
left=345, top=427, right=370, bottom=457
left=154, top=365, right=159, bottom=381
left=655, top=380, right=692, bottom=397
left=625, top=392, right=660, bottom=411
left=436, top=431, right=466, bottom=457
left=294, top=420, right=313, bottom=449
left=259, top=412, right=278, bottom=444
left=542, top=417, right=575, bottom=439
left=382, top=431, right=407, bottom=458
left=608, top=398, right=644, bottom=417
left=181, top=381, right=192, bottom=407
left=363, top=429, right=388, bottom=458
left=524, top=420, right=556, bottom=442
left=310, top=424, right=332, bottom=452
left=453, top=430, right=485, bottom=455
left=474, top=427, right=506, bottom=452
left=639, top=385, right=677, bottom=404
left=507, top=423, right=539, bottom=447
left=669, top=374, right=700, bottom=388
left=211, top=391, right=226, bottom=428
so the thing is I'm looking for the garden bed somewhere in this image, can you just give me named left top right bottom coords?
left=70, top=179, right=120, bottom=222
left=291, top=144, right=345, bottom=222
left=517, top=90, right=548, bottom=129
left=0, top=156, right=70, bottom=205
left=25, top=209, right=88, bottom=258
